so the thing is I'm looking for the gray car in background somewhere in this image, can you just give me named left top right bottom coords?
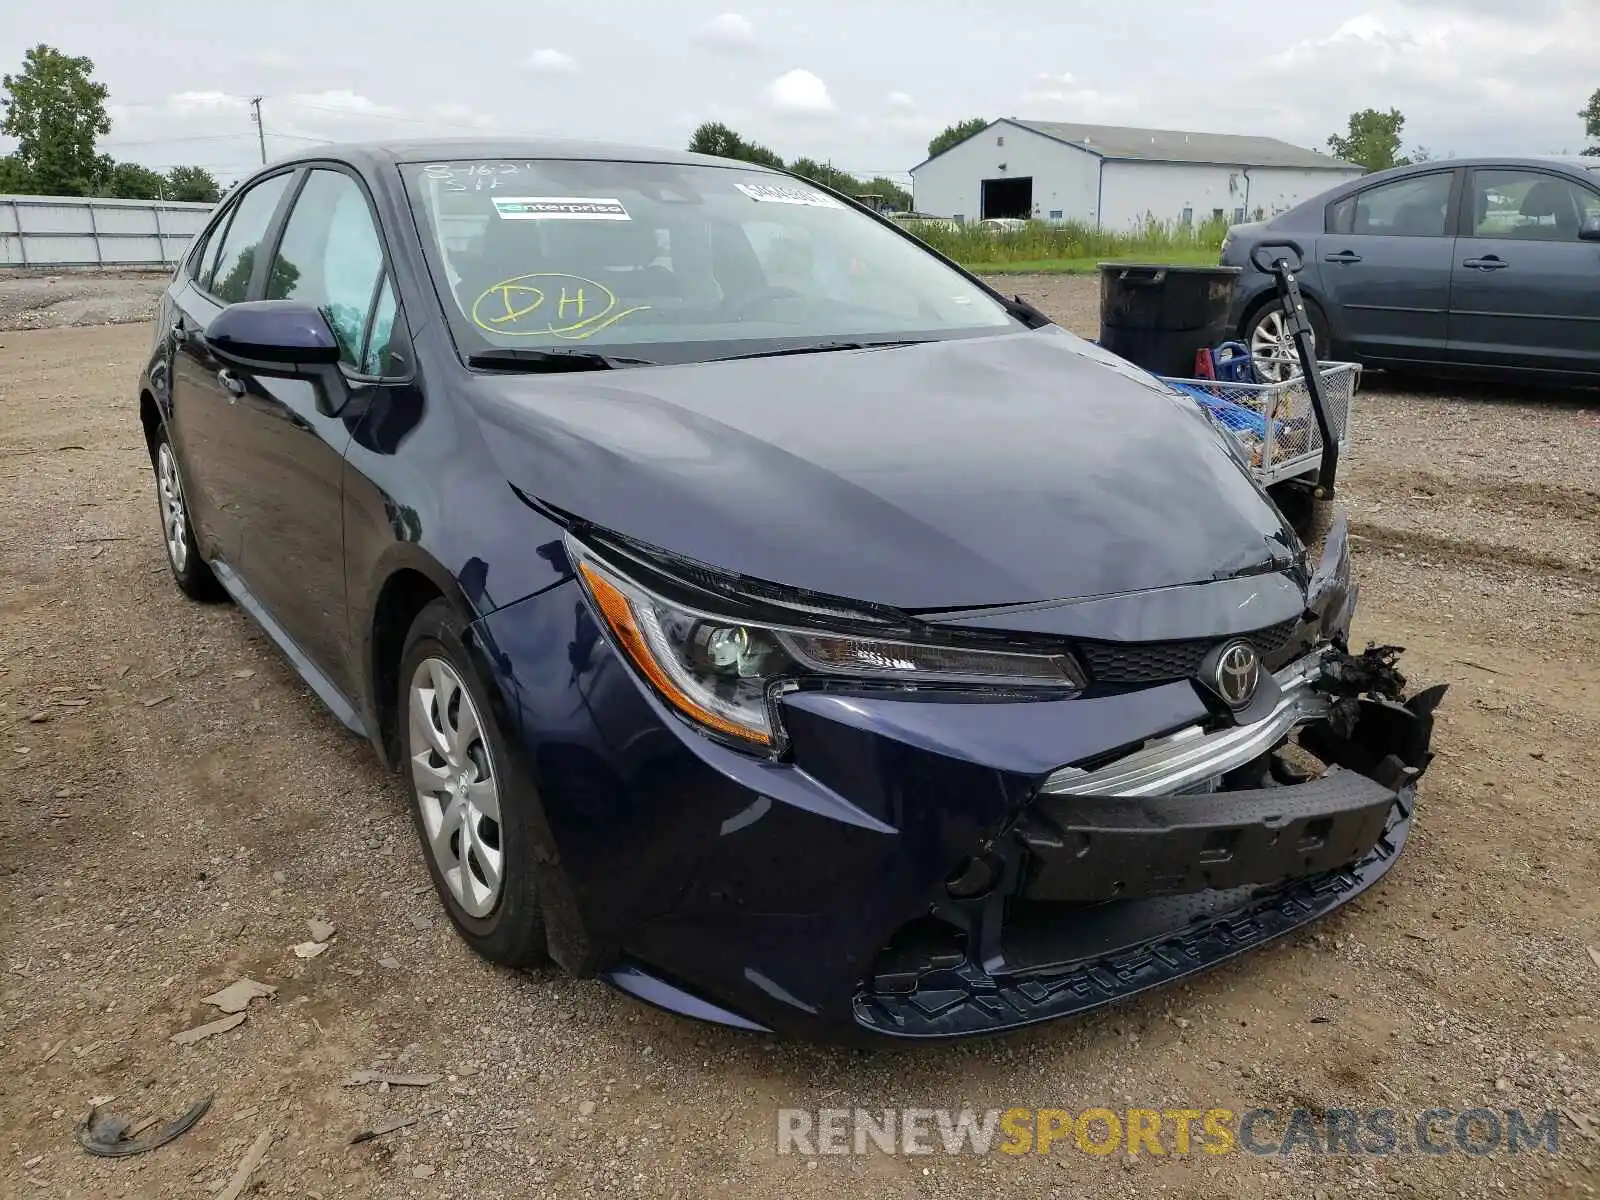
left=1220, top=157, right=1600, bottom=385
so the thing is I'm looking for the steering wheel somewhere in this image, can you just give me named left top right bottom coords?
left=721, top=286, right=804, bottom=320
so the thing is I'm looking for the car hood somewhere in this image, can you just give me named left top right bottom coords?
left=471, top=327, right=1299, bottom=610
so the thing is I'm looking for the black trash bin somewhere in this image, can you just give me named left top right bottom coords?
left=1097, top=263, right=1241, bottom=377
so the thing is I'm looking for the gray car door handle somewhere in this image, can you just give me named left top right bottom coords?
left=170, top=322, right=187, bottom=344
left=1324, top=251, right=1362, bottom=264
left=1462, top=257, right=1508, bottom=271
left=217, top=368, right=246, bottom=398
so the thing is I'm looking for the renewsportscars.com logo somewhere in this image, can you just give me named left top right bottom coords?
left=776, top=1107, right=1565, bottom=1158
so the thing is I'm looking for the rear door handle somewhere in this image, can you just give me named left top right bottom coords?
left=217, top=368, right=246, bottom=398
left=1463, top=257, right=1508, bottom=271
left=1323, top=251, right=1362, bottom=264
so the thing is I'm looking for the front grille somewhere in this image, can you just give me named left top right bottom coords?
left=1079, top=617, right=1302, bottom=685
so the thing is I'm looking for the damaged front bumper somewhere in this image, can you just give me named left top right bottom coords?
left=475, top=509, right=1445, bottom=1043
left=854, top=644, right=1447, bottom=1038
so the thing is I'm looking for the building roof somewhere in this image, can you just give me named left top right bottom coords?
left=911, top=120, right=1360, bottom=173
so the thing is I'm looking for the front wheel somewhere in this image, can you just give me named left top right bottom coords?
left=399, top=599, right=549, bottom=967
left=152, top=427, right=225, bottom=602
left=1246, top=298, right=1330, bottom=384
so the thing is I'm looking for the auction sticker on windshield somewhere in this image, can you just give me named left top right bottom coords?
left=734, top=182, right=843, bottom=208
left=491, top=196, right=631, bottom=220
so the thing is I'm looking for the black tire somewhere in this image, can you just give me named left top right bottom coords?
left=399, top=599, right=550, bottom=967
left=1270, top=482, right=1337, bottom=559
left=1244, top=294, right=1332, bottom=381
left=151, top=424, right=226, bottom=602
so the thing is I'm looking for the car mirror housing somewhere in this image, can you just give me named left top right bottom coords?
left=1580, top=215, right=1600, bottom=242
left=206, top=300, right=342, bottom=366
left=204, top=301, right=350, bottom=416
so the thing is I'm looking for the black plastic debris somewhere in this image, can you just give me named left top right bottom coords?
left=76, top=1094, right=213, bottom=1158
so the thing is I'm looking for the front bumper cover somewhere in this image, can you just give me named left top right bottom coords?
left=853, top=649, right=1447, bottom=1039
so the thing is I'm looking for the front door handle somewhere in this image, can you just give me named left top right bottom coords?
left=171, top=322, right=187, bottom=345
left=1324, top=250, right=1363, bottom=264
left=217, top=368, right=246, bottom=398
left=1463, top=256, right=1508, bottom=271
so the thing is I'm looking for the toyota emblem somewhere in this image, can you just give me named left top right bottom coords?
left=1213, top=641, right=1261, bottom=709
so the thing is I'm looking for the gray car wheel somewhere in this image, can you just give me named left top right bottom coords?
left=399, top=599, right=550, bottom=966
left=1246, top=298, right=1330, bottom=384
left=152, top=427, right=225, bottom=602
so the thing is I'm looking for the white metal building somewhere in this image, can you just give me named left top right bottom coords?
left=909, top=120, right=1362, bottom=229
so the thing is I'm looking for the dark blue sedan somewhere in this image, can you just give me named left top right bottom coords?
left=1222, top=156, right=1600, bottom=385
left=137, top=139, right=1442, bottom=1042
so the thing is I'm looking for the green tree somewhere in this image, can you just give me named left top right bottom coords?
left=926, top=117, right=988, bottom=160
left=104, top=161, right=165, bottom=199
left=0, top=154, right=30, bottom=193
left=1581, top=88, right=1600, bottom=157
left=164, top=165, right=221, bottom=203
left=216, top=245, right=300, bottom=303
left=788, top=156, right=859, bottom=195
left=859, top=176, right=912, bottom=211
left=0, top=44, right=112, bottom=195
left=1326, top=108, right=1412, bottom=172
left=686, top=121, right=784, bottom=169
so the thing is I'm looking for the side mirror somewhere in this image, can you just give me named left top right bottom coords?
left=204, top=301, right=350, bottom=416
left=1580, top=215, right=1600, bottom=242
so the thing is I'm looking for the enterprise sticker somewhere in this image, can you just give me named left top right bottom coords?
left=491, top=196, right=631, bottom=221
left=734, top=181, right=843, bottom=208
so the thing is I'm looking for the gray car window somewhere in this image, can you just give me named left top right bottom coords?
left=1470, top=170, right=1600, bottom=241
left=205, top=173, right=293, bottom=303
left=1333, top=173, right=1453, bottom=238
left=267, top=170, right=386, bottom=367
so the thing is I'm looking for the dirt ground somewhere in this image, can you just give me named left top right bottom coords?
left=0, top=270, right=167, bottom=332
left=1, top=272, right=1598, bottom=1200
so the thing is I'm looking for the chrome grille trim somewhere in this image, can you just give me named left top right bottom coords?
left=1040, top=651, right=1332, bottom=798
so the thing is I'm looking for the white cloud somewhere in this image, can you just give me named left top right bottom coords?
left=886, top=91, right=916, bottom=110
left=696, top=13, right=758, bottom=52
left=428, top=102, right=501, bottom=131
left=284, top=90, right=403, bottom=118
left=764, top=69, right=835, bottom=116
left=525, top=48, right=578, bottom=75
left=163, top=91, right=248, bottom=111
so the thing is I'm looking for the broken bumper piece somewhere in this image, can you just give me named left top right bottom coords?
left=854, top=645, right=1446, bottom=1040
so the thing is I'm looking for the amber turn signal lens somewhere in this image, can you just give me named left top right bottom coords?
left=578, top=561, right=772, bottom=745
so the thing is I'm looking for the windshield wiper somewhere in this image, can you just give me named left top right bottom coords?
left=467, top=348, right=657, bottom=372
left=1000, top=294, right=1054, bottom=329
left=709, top=339, right=931, bottom=363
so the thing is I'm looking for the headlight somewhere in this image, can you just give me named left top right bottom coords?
left=569, top=537, right=1086, bottom=752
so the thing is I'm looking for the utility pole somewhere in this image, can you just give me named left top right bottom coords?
left=249, top=96, right=266, bottom=165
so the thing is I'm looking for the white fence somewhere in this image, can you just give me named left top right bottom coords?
left=0, top=194, right=214, bottom=268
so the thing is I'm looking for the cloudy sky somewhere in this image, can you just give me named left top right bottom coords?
left=2, top=0, right=1595, bottom=188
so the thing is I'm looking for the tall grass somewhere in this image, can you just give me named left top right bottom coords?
left=905, top=214, right=1230, bottom=270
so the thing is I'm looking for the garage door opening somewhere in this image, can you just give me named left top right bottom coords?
left=981, top=177, right=1032, bottom=220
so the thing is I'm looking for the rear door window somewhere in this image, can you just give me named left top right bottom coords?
left=204, top=173, right=294, bottom=302
left=1328, top=172, right=1453, bottom=237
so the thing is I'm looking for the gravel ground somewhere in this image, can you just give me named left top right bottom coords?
left=0, top=270, right=167, bottom=332
left=1, top=273, right=1597, bottom=1199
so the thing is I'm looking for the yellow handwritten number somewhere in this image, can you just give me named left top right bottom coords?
left=470, top=273, right=647, bottom=340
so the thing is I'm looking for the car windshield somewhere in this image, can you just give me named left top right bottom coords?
left=402, top=158, right=1015, bottom=363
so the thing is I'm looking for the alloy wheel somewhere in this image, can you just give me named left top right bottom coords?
left=1249, top=308, right=1312, bottom=384
left=408, top=657, right=504, bottom=918
left=156, top=442, right=189, bottom=573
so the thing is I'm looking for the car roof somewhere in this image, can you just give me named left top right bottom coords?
left=1353, top=155, right=1599, bottom=183
left=267, top=137, right=774, bottom=173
